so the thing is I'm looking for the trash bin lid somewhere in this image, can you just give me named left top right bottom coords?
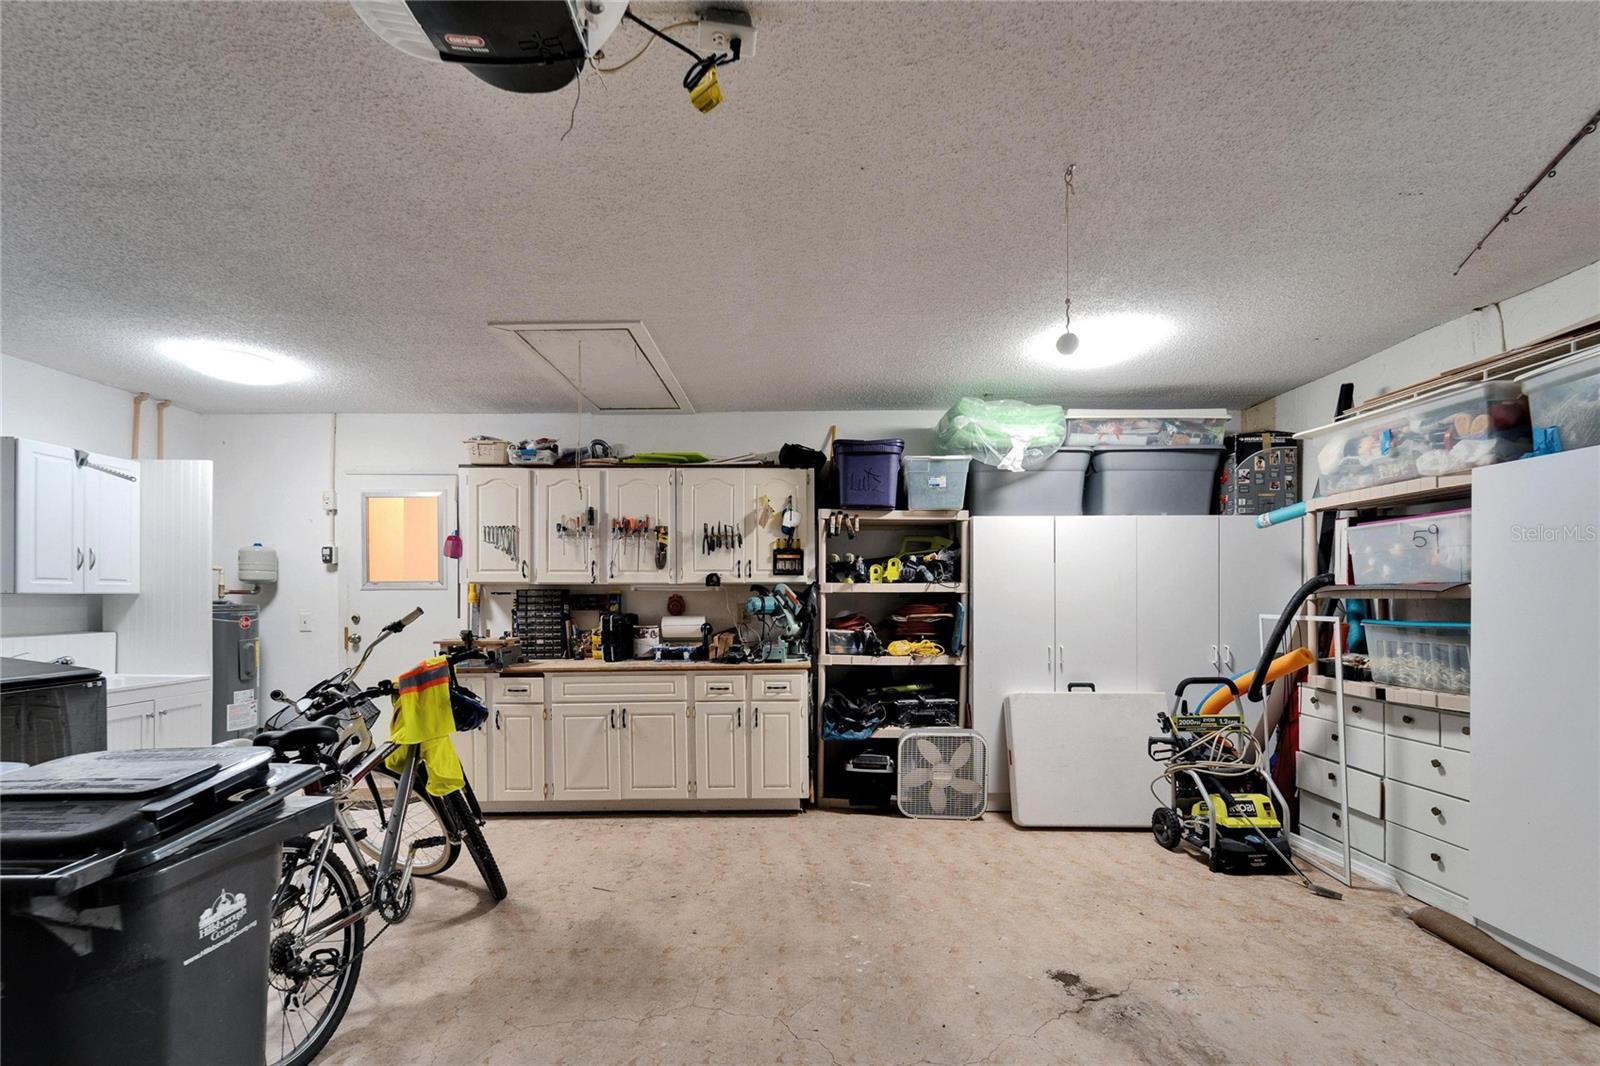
left=0, top=748, right=275, bottom=859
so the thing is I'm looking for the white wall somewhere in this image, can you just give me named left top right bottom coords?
left=1268, top=261, right=1600, bottom=432
left=1, top=354, right=205, bottom=637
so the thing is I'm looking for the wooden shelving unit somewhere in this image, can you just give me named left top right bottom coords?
left=1304, top=473, right=1473, bottom=514
left=813, top=508, right=970, bottom=807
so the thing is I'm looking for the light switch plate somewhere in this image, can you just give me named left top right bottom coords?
left=297, top=612, right=313, bottom=633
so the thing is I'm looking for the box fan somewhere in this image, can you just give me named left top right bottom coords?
left=896, top=728, right=986, bottom=819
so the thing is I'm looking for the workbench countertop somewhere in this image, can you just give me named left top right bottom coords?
left=500, top=659, right=810, bottom=675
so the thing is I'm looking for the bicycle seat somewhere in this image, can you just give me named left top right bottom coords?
left=253, top=723, right=340, bottom=755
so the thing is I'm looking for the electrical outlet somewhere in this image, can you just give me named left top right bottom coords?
left=698, top=8, right=754, bottom=58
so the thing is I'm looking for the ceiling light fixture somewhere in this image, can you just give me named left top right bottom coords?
left=158, top=339, right=310, bottom=386
left=1056, top=163, right=1080, bottom=355
left=1027, top=313, right=1177, bottom=371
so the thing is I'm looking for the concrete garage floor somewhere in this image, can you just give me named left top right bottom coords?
left=320, top=811, right=1598, bottom=1065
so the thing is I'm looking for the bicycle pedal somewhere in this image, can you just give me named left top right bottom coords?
left=411, top=836, right=446, bottom=849
left=348, top=826, right=368, bottom=842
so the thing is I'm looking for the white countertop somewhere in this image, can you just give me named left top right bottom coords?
left=106, top=673, right=209, bottom=692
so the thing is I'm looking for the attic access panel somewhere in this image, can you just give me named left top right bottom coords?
left=489, top=321, right=693, bottom=413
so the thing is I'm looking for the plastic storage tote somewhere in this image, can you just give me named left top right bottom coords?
left=1298, top=381, right=1530, bottom=498
left=0, top=747, right=333, bottom=1066
left=901, top=456, right=970, bottom=510
left=1347, top=508, right=1471, bottom=585
left=968, top=449, right=1091, bottom=515
left=834, top=439, right=904, bottom=508
left=1084, top=447, right=1225, bottom=515
left=1364, top=620, right=1471, bottom=694
left=1065, top=409, right=1229, bottom=449
left=1517, top=348, right=1600, bottom=454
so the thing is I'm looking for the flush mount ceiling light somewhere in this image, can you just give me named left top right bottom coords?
left=1026, top=312, right=1177, bottom=371
left=158, top=339, right=310, bottom=386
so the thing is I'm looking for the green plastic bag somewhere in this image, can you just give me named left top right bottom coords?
left=936, top=398, right=1066, bottom=471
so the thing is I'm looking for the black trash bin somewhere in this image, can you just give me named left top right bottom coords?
left=0, top=747, right=331, bottom=1066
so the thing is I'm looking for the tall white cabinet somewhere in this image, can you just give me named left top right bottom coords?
left=1472, top=448, right=1600, bottom=992
left=972, top=515, right=1303, bottom=801
left=3, top=438, right=141, bottom=595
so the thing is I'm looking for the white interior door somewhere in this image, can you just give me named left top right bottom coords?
left=1055, top=517, right=1138, bottom=692
left=970, top=516, right=1056, bottom=797
left=337, top=473, right=460, bottom=703
left=619, top=701, right=690, bottom=798
left=551, top=703, right=621, bottom=800
left=604, top=469, right=676, bottom=583
left=1135, top=516, right=1221, bottom=693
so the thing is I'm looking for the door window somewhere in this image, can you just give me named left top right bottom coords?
left=363, top=492, right=445, bottom=589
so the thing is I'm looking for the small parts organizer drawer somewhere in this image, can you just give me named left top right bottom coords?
left=1296, top=752, right=1382, bottom=817
left=1440, top=711, right=1471, bottom=752
left=1299, top=792, right=1384, bottom=859
left=1384, top=703, right=1440, bottom=745
left=1298, top=715, right=1383, bottom=775
left=1387, top=821, right=1470, bottom=897
left=1386, top=779, right=1470, bottom=849
left=550, top=673, right=689, bottom=702
left=1298, top=688, right=1382, bottom=732
left=694, top=675, right=747, bottom=702
left=754, top=674, right=806, bottom=699
left=1386, top=735, right=1471, bottom=801
left=493, top=677, right=545, bottom=704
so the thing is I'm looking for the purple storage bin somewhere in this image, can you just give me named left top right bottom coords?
left=835, top=439, right=905, bottom=508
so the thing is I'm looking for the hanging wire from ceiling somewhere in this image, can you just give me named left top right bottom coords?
left=1056, top=164, right=1080, bottom=355
left=594, top=19, right=698, bottom=73
left=1453, top=105, right=1600, bottom=276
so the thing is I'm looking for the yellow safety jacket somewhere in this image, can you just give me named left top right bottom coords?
left=385, top=656, right=464, bottom=796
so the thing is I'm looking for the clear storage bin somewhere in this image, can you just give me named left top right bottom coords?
left=902, top=456, right=970, bottom=510
left=1516, top=348, right=1600, bottom=453
left=1065, top=409, right=1229, bottom=449
left=1347, top=508, right=1471, bottom=585
left=1298, top=382, right=1529, bottom=497
left=1365, top=620, right=1471, bottom=694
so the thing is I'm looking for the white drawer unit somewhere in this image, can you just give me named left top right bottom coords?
left=694, top=675, right=747, bottom=702
left=1298, top=714, right=1384, bottom=775
left=1295, top=751, right=1382, bottom=817
left=1385, top=703, right=1440, bottom=745
left=549, top=672, right=689, bottom=703
left=753, top=673, right=806, bottom=700
left=1299, top=792, right=1385, bottom=859
left=1386, top=779, right=1470, bottom=849
left=1298, top=687, right=1383, bottom=732
left=493, top=676, right=545, bottom=704
left=1387, top=821, right=1470, bottom=897
left=1440, top=711, right=1471, bottom=752
left=1385, top=735, right=1471, bottom=801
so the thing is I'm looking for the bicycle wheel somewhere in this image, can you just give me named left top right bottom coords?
left=266, top=841, right=365, bottom=1066
left=343, top=765, right=460, bottom=878
left=444, top=790, right=508, bottom=902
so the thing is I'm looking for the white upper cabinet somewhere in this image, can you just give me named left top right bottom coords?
left=746, top=468, right=813, bottom=583
left=465, top=467, right=533, bottom=583
left=603, top=469, right=676, bottom=583
left=535, top=468, right=602, bottom=585
left=1055, top=516, right=1138, bottom=693
left=83, top=453, right=141, bottom=593
left=3, top=438, right=140, bottom=595
left=679, top=468, right=744, bottom=582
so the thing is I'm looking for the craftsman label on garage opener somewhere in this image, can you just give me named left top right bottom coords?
left=184, top=890, right=256, bottom=966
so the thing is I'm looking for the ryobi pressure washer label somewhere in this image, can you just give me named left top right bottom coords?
left=184, top=889, right=256, bottom=966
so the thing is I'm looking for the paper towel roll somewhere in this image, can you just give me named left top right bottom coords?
left=660, top=615, right=709, bottom=641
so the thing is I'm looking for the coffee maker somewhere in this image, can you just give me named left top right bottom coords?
left=600, top=613, right=638, bottom=662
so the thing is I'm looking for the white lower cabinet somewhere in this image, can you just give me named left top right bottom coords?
left=477, top=670, right=808, bottom=809
left=106, top=679, right=211, bottom=751
left=749, top=700, right=807, bottom=798
left=107, top=698, right=156, bottom=750
left=453, top=675, right=492, bottom=795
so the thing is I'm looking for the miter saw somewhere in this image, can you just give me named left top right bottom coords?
left=351, top=0, right=752, bottom=111
left=745, top=584, right=807, bottom=662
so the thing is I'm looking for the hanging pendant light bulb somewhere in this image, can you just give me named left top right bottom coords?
left=1056, top=164, right=1080, bottom=355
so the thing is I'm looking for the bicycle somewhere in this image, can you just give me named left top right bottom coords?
left=254, top=608, right=506, bottom=1066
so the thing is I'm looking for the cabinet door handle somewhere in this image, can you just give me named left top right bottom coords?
left=521, top=560, right=528, bottom=580
left=1056, top=645, right=1064, bottom=673
left=1046, top=644, right=1053, bottom=671
left=495, top=709, right=502, bottom=730
left=591, top=560, right=597, bottom=584
left=610, top=559, right=616, bottom=579
left=1430, top=758, right=1443, bottom=769
left=1462, top=726, right=1470, bottom=736
left=736, top=558, right=742, bottom=578
left=753, top=706, right=760, bottom=728
left=1327, top=772, right=1337, bottom=782
left=1429, top=853, right=1442, bottom=864
left=1309, top=694, right=1321, bottom=706
left=1402, top=714, right=1415, bottom=724
left=1210, top=644, right=1219, bottom=670
left=1330, top=732, right=1339, bottom=741
left=1430, top=806, right=1442, bottom=817
left=736, top=707, right=742, bottom=728
left=609, top=708, right=616, bottom=728
left=88, top=549, right=96, bottom=570
left=1224, top=645, right=1235, bottom=670
left=76, top=548, right=84, bottom=570
left=621, top=707, right=628, bottom=728
left=1331, top=811, right=1342, bottom=824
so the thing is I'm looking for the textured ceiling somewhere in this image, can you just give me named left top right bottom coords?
left=2, top=1, right=1598, bottom=414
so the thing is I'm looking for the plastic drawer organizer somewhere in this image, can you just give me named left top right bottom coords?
left=1365, top=620, right=1471, bottom=694
left=1517, top=348, right=1600, bottom=454
left=1299, top=382, right=1529, bottom=497
left=1347, top=508, right=1471, bottom=585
